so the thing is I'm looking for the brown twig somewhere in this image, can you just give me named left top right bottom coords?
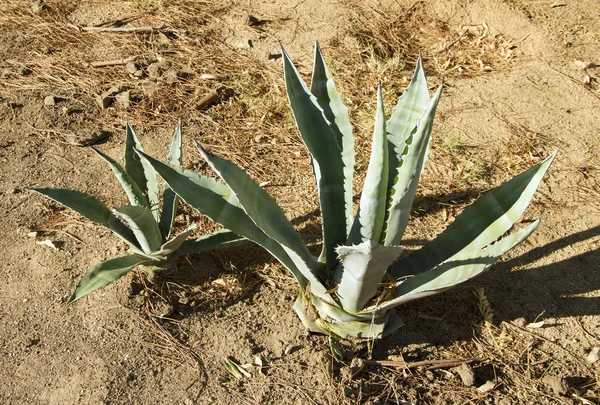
left=68, top=23, right=185, bottom=35
left=83, top=56, right=139, bottom=68
left=366, top=357, right=482, bottom=370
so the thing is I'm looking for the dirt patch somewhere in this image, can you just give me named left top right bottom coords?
left=1, top=0, right=599, bottom=404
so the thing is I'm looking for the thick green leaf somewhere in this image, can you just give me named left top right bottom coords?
left=382, top=84, right=443, bottom=246
left=135, top=150, right=311, bottom=289
left=348, top=85, right=389, bottom=244
left=391, top=151, right=556, bottom=279
left=159, top=121, right=183, bottom=238
left=69, top=254, right=146, bottom=303
left=177, top=229, right=247, bottom=256
left=28, top=188, right=139, bottom=249
left=151, top=224, right=196, bottom=260
left=125, top=122, right=159, bottom=220
left=310, top=42, right=355, bottom=238
left=333, top=240, right=403, bottom=313
left=283, top=47, right=346, bottom=269
left=92, top=147, right=149, bottom=209
left=374, top=220, right=540, bottom=312
left=112, top=205, right=163, bottom=254
left=196, top=143, right=333, bottom=301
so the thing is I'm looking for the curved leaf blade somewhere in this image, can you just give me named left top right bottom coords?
left=375, top=219, right=540, bottom=312
left=382, top=84, right=443, bottom=246
left=28, top=188, right=139, bottom=249
left=311, top=42, right=355, bottom=237
left=69, top=254, right=146, bottom=303
left=391, top=151, right=556, bottom=278
left=112, top=205, right=163, bottom=254
left=159, top=121, right=183, bottom=238
left=283, top=47, right=346, bottom=269
left=125, top=122, right=159, bottom=220
left=92, top=147, right=149, bottom=209
left=348, top=85, right=389, bottom=244
left=177, top=229, right=247, bottom=256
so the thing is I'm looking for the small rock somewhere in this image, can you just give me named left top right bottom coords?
left=115, top=91, right=131, bottom=109
left=96, top=86, right=121, bottom=109
left=125, top=62, right=138, bottom=74
left=267, top=52, right=282, bottom=61
left=163, top=68, right=178, bottom=84
left=133, top=70, right=144, bottom=78
left=43, top=95, right=56, bottom=106
left=18, top=66, right=32, bottom=76
left=151, top=301, right=174, bottom=318
left=147, top=60, right=171, bottom=79
left=454, top=363, right=475, bottom=387
left=31, top=0, right=46, bottom=13
left=235, top=39, right=252, bottom=50
left=543, top=375, right=568, bottom=396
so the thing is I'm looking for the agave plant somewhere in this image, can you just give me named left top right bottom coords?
left=30, top=123, right=245, bottom=303
left=137, top=44, right=555, bottom=339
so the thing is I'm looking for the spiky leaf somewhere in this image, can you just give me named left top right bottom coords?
left=310, top=42, right=355, bottom=237
left=382, top=84, right=443, bottom=246
left=177, top=229, right=247, bottom=256
left=69, top=254, right=146, bottom=303
left=391, top=151, right=556, bottom=279
left=283, top=47, right=346, bottom=269
left=125, top=122, right=160, bottom=220
left=348, top=85, right=389, bottom=244
left=333, top=240, right=403, bottom=313
left=159, top=121, right=183, bottom=238
left=112, top=205, right=163, bottom=254
left=28, top=188, right=139, bottom=249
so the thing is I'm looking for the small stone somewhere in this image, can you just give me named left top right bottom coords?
left=115, top=91, right=131, bottom=109
left=96, top=86, right=121, bottom=109
left=18, top=66, right=32, bottom=76
left=147, top=60, right=171, bottom=79
left=267, top=52, right=282, bottom=61
left=43, top=95, right=56, bottom=106
left=31, top=0, right=46, bottom=13
left=163, top=68, right=178, bottom=84
left=235, top=39, right=252, bottom=50
left=27, top=231, right=38, bottom=238
left=133, top=70, right=144, bottom=78
left=125, top=62, right=138, bottom=74
left=543, top=375, right=568, bottom=396
left=454, top=364, right=475, bottom=387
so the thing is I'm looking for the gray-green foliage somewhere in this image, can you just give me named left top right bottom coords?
left=30, top=123, right=245, bottom=302
left=139, top=44, right=555, bottom=339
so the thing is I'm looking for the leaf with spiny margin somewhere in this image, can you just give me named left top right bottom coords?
left=159, top=121, right=183, bottom=238
left=333, top=240, right=403, bottom=313
left=177, top=229, right=246, bottom=256
left=283, top=47, right=346, bottom=270
left=196, top=142, right=332, bottom=301
left=28, top=188, right=140, bottom=250
left=348, top=85, right=389, bottom=244
left=391, top=151, right=556, bottom=279
left=151, top=224, right=196, bottom=260
left=69, top=254, right=147, bottom=303
left=112, top=205, right=163, bottom=254
left=124, top=122, right=159, bottom=220
left=373, top=219, right=540, bottom=312
left=135, top=149, right=310, bottom=290
left=310, top=42, right=355, bottom=239
left=382, top=84, right=443, bottom=246
left=92, top=147, right=149, bottom=209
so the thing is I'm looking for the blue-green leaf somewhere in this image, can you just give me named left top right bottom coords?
left=125, top=122, right=159, bottom=220
left=112, top=205, right=163, bottom=254
left=177, top=229, right=247, bottom=256
left=391, top=151, right=556, bottom=279
left=333, top=240, right=403, bottom=313
left=348, top=85, right=389, bottom=244
left=375, top=219, right=540, bottom=312
left=159, top=121, right=183, bottom=238
left=382, top=83, right=443, bottom=246
left=28, top=188, right=140, bottom=250
left=310, top=42, right=355, bottom=238
left=92, top=147, right=149, bottom=209
left=283, top=47, right=346, bottom=269
left=69, top=254, right=147, bottom=303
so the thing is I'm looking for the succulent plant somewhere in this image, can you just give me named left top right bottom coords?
left=30, top=123, right=245, bottom=302
left=137, top=44, right=555, bottom=339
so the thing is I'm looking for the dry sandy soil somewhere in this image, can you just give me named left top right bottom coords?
left=1, top=0, right=599, bottom=404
